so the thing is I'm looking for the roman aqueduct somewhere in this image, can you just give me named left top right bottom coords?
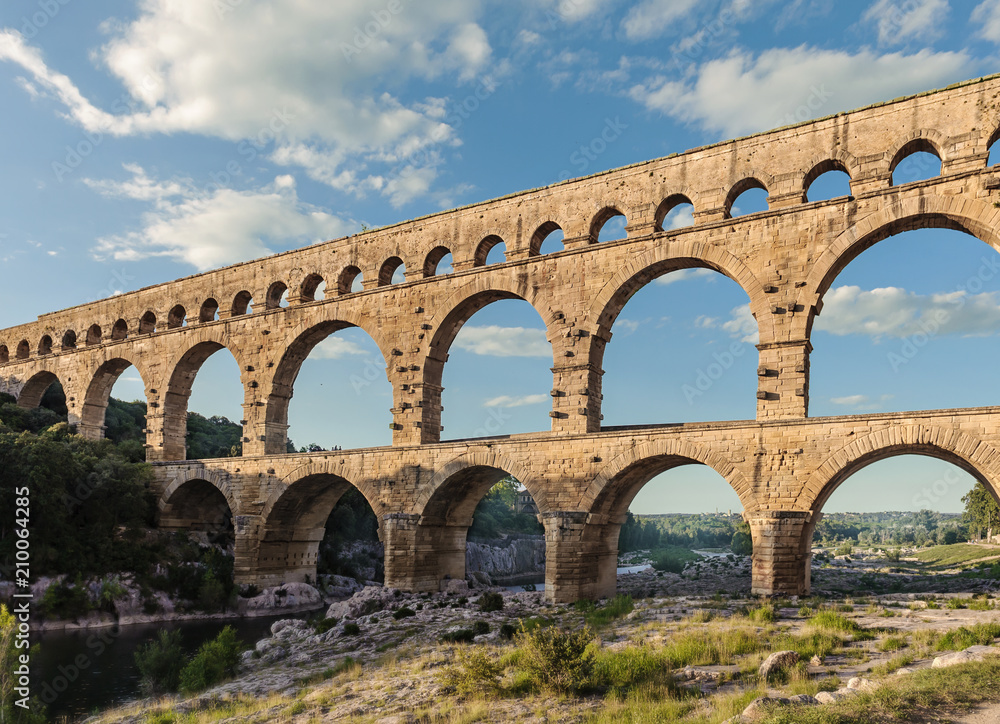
left=6, top=76, right=1000, bottom=601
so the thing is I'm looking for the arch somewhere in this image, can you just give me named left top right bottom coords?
left=86, top=325, right=102, bottom=346
left=17, top=370, right=61, bottom=409
left=81, top=355, right=149, bottom=438
left=111, top=319, right=128, bottom=341
left=529, top=221, right=563, bottom=256
left=583, top=439, right=756, bottom=523
left=589, top=207, right=627, bottom=243
left=139, top=311, right=156, bottom=334
left=158, top=473, right=237, bottom=539
left=337, top=266, right=362, bottom=295
left=799, top=426, right=1000, bottom=514
left=888, top=133, right=945, bottom=179
left=423, top=246, right=452, bottom=278
left=299, top=273, right=324, bottom=302
left=266, top=282, right=288, bottom=309
left=378, top=256, right=405, bottom=286
left=654, top=194, right=695, bottom=232
left=61, top=330, right=77, bottom=350
left=417, top=452, right=543, bottom=523
left=588, top=241, right=774, bottom=345
left=0, top=345, right=8, bottom=364
left=231, top=291, right=253, bottom=316
left=725, top=177, right=769, bottom=218
left=199, top=298, right=219, bottom=323
left=473, top=235, right=505, bottom=266
left=803, top=159, right=853, bottom=200
left=15, top=340, right=29, bottom=360
left=167, top=305, right=186, bottom=329
left=801, top=195, right=1000, bottom=338
left=163, top=339, right=245, bottom=461
left=37, top=335, right=52, bottom=356
left=264, top=318, right=390, bottom=455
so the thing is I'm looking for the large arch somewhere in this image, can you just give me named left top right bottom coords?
left=255, top=468, right=383, bottom=586
left=800, top=195, right=1000, bottom=339
left=162, top=338, right=246, bottom=461
left=421, top=279, right=559, bottom=443
left=263, top=317, right=390, bottom=455
left=157, top=471, right=237, bottom=541
left=16, top=369, right=63, bottom=410
left=80, top=354, right=150, bottom=440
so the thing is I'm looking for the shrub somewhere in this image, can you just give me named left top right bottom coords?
left=39, top=577, right=92, bottom=619
left=441, top=628, right=477, bottom=644
left=135, top=629, right=186, bottom=694
left=472, top=621, right=490, bottom=636
left=877, top=635, right=907, bottom=652
left=313, top=617, right=339, bottom=634
left=585, top=595, right=633, bottom=627
left=443, top=648, right=503, bottom=694
left=392, top=607, right=416, bottom=620
left=834, top=543, right=854, bottom=557
left=178, top=626, right=243, bottom=693
left=936, top=623, right=1000, bottom=651
left=746, top=603, right=776, bottom=624
left=343, top=623, right=361, bottom=636
left=885, top=549, right=901, bottom=562
left=499, top=623, right=516, bottom=640
left=479, top=592, right=504, bottom=613
left=651, top=550, right=688, bottom=573
left=197, top=571, right=227, bottom=612
left=515, top=624, right=595, bottom=694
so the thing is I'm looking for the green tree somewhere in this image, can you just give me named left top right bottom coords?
left=963, top=482, right=1000, bottom=541
left=731, top=521, right=753, bottom=556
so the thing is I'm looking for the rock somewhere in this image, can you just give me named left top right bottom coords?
left=440, top=579, right=469, bottom=594
left=326, top=586, right=401, bottom=619
left=758, top=650, right=800, bottom=679
left=932, top=650, right=983, bottom=668
left=847, top=677, right=876, bottom=691
left=741, top=696, right=789, bottom=722
left=240, top=582, right=323, bottom=616
left=815, top=689, right=858, bottom=704
left=788, top=694, right=819, bottom=705
left=895, top=667, right=914, bottom=675
left=271, top=618, right=307, bottom=636
left=964, top=645, right=995, bottom=657
left=465, top=536, right=545, bottom=583
left=809, top=655, right=823, bottom=666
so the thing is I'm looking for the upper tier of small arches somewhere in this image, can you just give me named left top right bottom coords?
left=0, top=124, right=997, bottom=365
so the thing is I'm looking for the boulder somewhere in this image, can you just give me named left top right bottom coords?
left=240, top=582, right=323, bottom=616
left=847, top=676, right=876, bottom=691
left=815, top=688, right=858, bottom=704
left=809, top=655, right=823, bottom=667
left=932, top=650, right=983, bottom=668
left=741, top=696, right=789, bottom=722
left=326, top=586, right=401, bottom=619
left=758, top=650, right=800, bottom=679
left=788, top=694, right=819, bottom=705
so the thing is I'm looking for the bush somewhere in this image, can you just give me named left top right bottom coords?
left=444, top=647, right=503, bottom=694
left=479, top=592, right=504, bottom=613
left=178, top=626, right=243, bottom=693
left=472, top=621, right=490, bottom=636
left=584, top=594, right=633, bottom=627
left=343, top=623, right=361, bottom=636
left=135, top=629, right=186, bottom=694
left=392, top=606, right=416, bottom=620
left=39, top=577, right=91, bottom=619
left=499, top=623, right=516, bottom=640
left=746, top=603, right=776, bottom=624
left=650, top=550, right=688, bottom=573
left=198, top=571, right=227, bottom=612
left=936, top=623, right=1000, bottom=651
left=313, top=617, right=339, bottom=634
left=885, top=548, right=901, bottom=562
left=441, top=628, right=477, bottom=643
left=515, top=623, right=595, bottom=694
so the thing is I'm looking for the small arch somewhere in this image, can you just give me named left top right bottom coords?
left=111, top=319, right=128, bottom=341
left=266, top=282, right=288, bottom=309
left=529, top=221, right=564, bottom=256
left=158, top=478, right=234, bottom=548
left=199, top=298, right=219, bottom=323
left=378, top=257, right=405, bottom=286
left=590, top=207, right=627, bottom=243
left=890, top=138, right=942, bottom=185
left=0, top=345, right=8, bottom=363
left=725, top=178, right=769, bottom=218
left=37, top=335, right=52, bottom=356
left=167, top=305, right=186, bottom=329
left=81, top=356, right=148, bottom=442
left=16, top=340, right=30, bottom=359
left=338, top=266, right=362, bottom=295
left=231, top=291, right=253, bottom=316
left=139, top=311, right=156, bottom=334
left=61, top=330, right=77, bottom=350
left=423, top=246, right=453, bottom=277
left=474, top=235, right=505, bottom=266
left=86, top=325, right=102, bottom=346
left=16, top=370, right=62, bottom=409
left=804, top=160, right=853, bottom=202
left=299, top=273, right=325, bottom=302
left=988, top=126, right=1000, bottom=166
left=654, top=195, right=695, bottom=232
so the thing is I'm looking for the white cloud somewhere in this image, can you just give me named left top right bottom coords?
left=863, top=0, right=948, bottom=45
left=453, top=325, right=551, bottom=357
left=621, top=0, right=700, bottom=41
left=311, top=337, right=369, bottom=360
left=664, top=205, right=694, bottom=230
left=551, top=0, right=616, bottom=22
left=655, top=267, right=717, bottom=286
left=483, top=394, right=549, bottom=408
left=615, top=319, right=642, bottom=334
left=86, top=165, right=348, bottom=270
left=830, top=393, right=894, bottom=409
left=629, top=45, right=971, bottom=137
left=0, top=1, right=492, bottom=202
left=972, top=0, right=1000, bottom=43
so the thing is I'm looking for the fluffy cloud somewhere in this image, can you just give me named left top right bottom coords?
left=311, top=337, right=370, bottom=360
left=0, top=0, right=492, bottom=202
left=629, top=45, right=971, bottom=137
left=655, top=267, right=717, bottom=286
left=862, top=0, right=949, bottom=45
left=86, top=165, right=348, bottom=270
left=621, top=0, right=700, bottom=41
left=483, top=394, right=549, bottom=407
left=452, top=326, right=551, bottom=357
left=830, top=393, right=894, bottom=409
left=972, top=0, right=1000, bottom=43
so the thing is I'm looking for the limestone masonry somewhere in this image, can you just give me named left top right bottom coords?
left=5, top=75, right=1000, bottom=601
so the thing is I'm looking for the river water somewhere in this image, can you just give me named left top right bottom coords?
left=33, top=612, right=318, bottom=722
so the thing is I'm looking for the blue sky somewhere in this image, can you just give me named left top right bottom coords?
left=3, top=0, right=1000, bottom=514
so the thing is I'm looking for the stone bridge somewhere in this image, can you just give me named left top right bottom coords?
left=5, top=75, right=1000, bottom=601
